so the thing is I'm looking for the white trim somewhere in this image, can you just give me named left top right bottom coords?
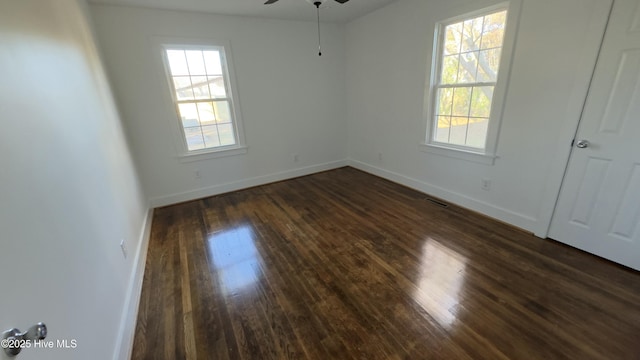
left=419, top=142, right=498, bottom=165
left=533, top=0, right=614, bottom=238
left=422, top=0, right=522, bottom=160
left=347, top=159, right=538, bottom=233
left=487, top=0, right=521, bottom=155
left=439, top=2, right=514, bottom=26
left=178, top=145, right=248, bottom=163
left=149, top=160, right=349, bottom=207
left=113, top=207, right=154, bottom=360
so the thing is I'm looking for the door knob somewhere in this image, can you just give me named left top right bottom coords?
left=2, top=323, right=47, bottom=357
left=576, top=140, right=590, bottom=148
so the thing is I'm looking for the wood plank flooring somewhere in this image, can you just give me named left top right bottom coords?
left=132, top=167, right=640, bottom=360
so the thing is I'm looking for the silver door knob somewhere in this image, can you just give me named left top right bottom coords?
left=2, top=323, right=47, bottom=357
left=576, top=140, right=590, bottom=148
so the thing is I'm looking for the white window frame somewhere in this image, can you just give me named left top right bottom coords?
left=420, top=1, right=521, bottom=165
left=157, top=38, right=247, bottom=162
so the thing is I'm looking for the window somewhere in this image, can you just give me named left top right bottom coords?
left=162, top=43, right=245, bottom=157
left=423, top=3, right=518, bottom=163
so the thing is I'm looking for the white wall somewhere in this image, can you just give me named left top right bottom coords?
left=345, top=0, right=608, bottom=235
left=89, top=5, right=348, bottom=206
left=0, top=1, right=149, bottom=359
left=0, top=1, right=610, bottom=358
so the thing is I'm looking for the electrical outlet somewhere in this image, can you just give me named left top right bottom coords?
left=120, top=239, right=127, bottom=259
left=481, top=178, right=491, bottom=191
left=194, top=169, right=201, bottom=179
left=292, top=153, right=299, bottom=163
left=378, top=152, right=383, bottom=162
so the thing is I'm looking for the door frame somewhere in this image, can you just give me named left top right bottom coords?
left=532, top=0, right=614, bottom=238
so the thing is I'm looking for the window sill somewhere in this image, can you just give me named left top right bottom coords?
left=419, top=142, right=498, bottom=165
left=178, top=145, right=248, bottom=163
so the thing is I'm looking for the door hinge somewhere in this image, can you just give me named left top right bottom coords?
left=571, top=139, right=575, bottom=147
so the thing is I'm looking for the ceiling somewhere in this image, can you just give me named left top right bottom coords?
left=88, top=0, right=397, bottom=23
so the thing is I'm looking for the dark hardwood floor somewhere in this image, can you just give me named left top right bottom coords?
left=132, top=167, right=640, bottom=360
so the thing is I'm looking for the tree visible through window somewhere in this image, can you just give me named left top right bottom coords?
left=164, top=47, right=238, bottom=152
left=432, top=9, right=507, bottom=149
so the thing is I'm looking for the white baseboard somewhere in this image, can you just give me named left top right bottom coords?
left=348, top=159, right=538, bottom=234
left=113, top=207, right=154, bottom=360
left=149, top=160, right=349, bottom=208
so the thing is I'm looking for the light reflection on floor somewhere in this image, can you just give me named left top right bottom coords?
left=414, top=238, right=468, bottom=329
left=207, top=225, right=262, bottom=296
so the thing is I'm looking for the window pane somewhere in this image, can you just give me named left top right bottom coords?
left=198, top=102, right=216, bottom=125
left=451, top=87, right=471, bottom=116
left=466, top=118, right=489, bottom=148
left=166, top=50, right=189, bottom=76
left=436, top=88, right=453, bottom=116
left=217, top=123, right=236, bottom=146
left=209, top=76, right=227, bottom=98
left=191, top=76, right=211, bottom=99
left=214, top=101, right=232, bottom=124
left=470, top=86, right=494, bottom=118
left=203, top=51, right=223, bottom=75
left=430, top=8, right=507, bottom=151
left=435, top=116, right=451, bottom=142
left=202, top=125, right=220, bottom=148
left=178, top=103, right=199, bottom=127
left=164, top=45, right=240, bottom=153
left=481, top=11, right=507, bottom=49
left=443, top=22, right=462, bottom=56
left=461, top=17, right=484, bottom=53
left=184, top=127, right=205, bottom=151
left=457, top=51, right=478, bottom=83
left=185, top=50, right=206, bottom=75
left=173, top=76, right=194, bottom=100
left=449, top=117, right=469, bottom=145
left=441, top=55, right=459, bottom=84
left=477, top=48, right=501, bottom=82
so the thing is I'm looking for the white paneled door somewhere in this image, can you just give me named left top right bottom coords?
left=549, top=0, right=640, bottom=270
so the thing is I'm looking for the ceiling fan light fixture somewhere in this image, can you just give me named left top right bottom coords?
left=264, top=0, right=351, bottom=55
left=306, top=0, right=326, bottom=6
left=265, top=0, right=349, bottom=5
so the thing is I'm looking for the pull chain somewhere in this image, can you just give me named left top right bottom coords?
left=315, top=2, right=322, bottom=56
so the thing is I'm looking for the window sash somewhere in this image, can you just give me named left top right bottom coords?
left=428, top=7, right=508, bottom=152
left=162, top=46, right=241, bottom=153
left=175, top=98, right=231, bottom=105
left=435, top=82, right=497, bottom=89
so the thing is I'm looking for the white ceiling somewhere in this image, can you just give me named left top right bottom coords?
left=88, top=0, right=397, bottom=23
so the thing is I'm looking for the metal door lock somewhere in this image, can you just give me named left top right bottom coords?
left=1, top=323, right=47, bottom=357
left=576, top=139, right=590, bottom=148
